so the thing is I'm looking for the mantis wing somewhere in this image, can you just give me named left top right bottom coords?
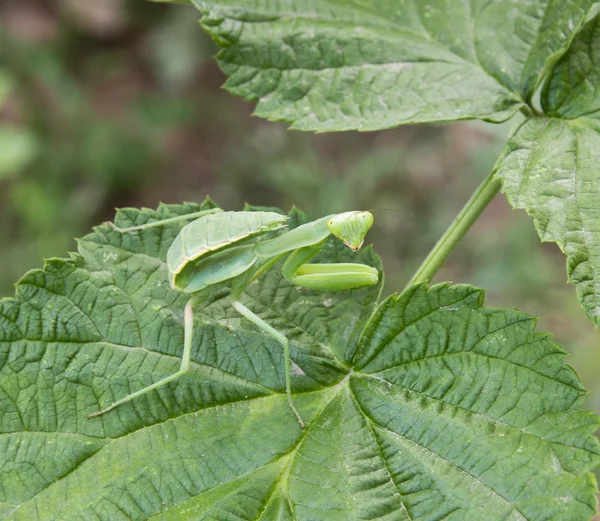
left=167, top=211, right=287, bottom=289
left=174, top=244, right=258, bottom=293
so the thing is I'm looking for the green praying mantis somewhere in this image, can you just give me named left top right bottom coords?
left=87, top=206, right=379, bottom=427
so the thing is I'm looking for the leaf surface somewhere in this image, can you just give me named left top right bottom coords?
left=492, top=9, right=600, bottom=326
left=495, top=117, right=600, bottom=326
left=0, top=202, right=598, bottom=520
left=185, top=0, right=597, bottom=131
left=542, top=11, right=600, bottom=121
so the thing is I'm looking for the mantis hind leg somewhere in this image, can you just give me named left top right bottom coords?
left=87, top=300, right=195, bottom=419
left=111, top=207, right=223, bottom=232
left=231, top=300, right=305, bottom=429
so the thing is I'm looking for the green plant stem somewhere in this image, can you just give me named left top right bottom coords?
left=406, top=170, right=502, bottom=288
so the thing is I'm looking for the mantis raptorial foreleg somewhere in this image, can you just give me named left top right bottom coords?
left=110, top=208, right=223, bottom=232
left=289, top=263, right=380, bottom=290
left=87, top=300, right=195, bottom=419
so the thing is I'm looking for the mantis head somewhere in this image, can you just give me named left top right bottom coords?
left=327, top=211, right=374, bottom=251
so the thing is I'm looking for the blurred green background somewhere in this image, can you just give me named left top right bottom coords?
left=1, top=0, right=598, bottom=422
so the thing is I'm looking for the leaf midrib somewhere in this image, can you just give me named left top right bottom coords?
left=363, top=414, right=529, bottom=521
left=206, top=0, right=527, bottom=104
left=90, top=340, right=278, bottom=394
left=4, top=361, right=592, bottom=520
left=354, top=288, right=482, bottom=370
left=357, top=373, right=586, bottom=455
left=203, top=287, right=349, bottom=372
left=372, top=349, right=585, bottom=394
left=6, top=386, right=341, bottom=521
left=348, top=389, right=415, bottom=521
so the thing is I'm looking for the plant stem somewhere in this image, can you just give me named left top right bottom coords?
left=406, top=169, right=501, bottom=288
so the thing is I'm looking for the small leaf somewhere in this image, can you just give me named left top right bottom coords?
left=495, top=117, right=600, bottom=326
left=1, top=203, right=598, bottom=520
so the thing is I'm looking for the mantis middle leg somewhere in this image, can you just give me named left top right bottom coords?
left=87, top=300, right=195, bottom=419
left=227, top=246, right=378, bottom=429
left=231, top=299, right=305, bottom=429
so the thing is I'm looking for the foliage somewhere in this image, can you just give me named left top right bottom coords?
left=2, top=1, right=600, bottom=520
left=189, top=0, right=600, bottom=327
left=496, top=118, right=600, bottom=327
left=1, top=202, right=599, bottom=520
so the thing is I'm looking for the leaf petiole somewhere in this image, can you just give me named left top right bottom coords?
left=406, top=169, right=501, bottom=288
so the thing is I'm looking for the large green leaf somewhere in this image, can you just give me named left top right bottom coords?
left=1, top=202, right=598, bottom=520
left=184, top=0, right=596, bottom=131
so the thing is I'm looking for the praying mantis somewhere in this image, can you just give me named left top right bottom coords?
left=87, top=207, right=379, bottom=427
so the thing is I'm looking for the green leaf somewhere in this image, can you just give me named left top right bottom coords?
left=542, top=12, right=600, bottom=120
left=519, top=1, right=598, bottom=100
left=1, top=202, right=598, bottom=520
left=494, top=11, right=600, bottom=327
left=184, top=0, right=596, bottom=131
left=495, top=117, right=600, bottom=326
